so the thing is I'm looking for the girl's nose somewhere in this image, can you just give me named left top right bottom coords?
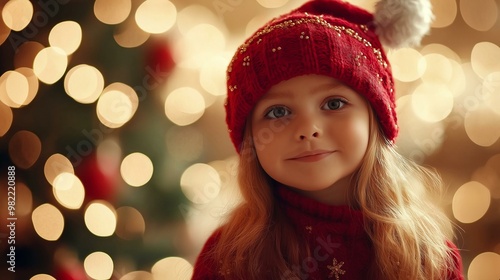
left=295, top=115, right=322, bottom=141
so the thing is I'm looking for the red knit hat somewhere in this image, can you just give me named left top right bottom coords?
left=225, top=0, right=433, bottom=152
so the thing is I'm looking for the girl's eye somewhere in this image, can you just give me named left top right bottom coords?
left=322, top=98, right=346, bottom=110
left=265, top=106, right=290, bottom=119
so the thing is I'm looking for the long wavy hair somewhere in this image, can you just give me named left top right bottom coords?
left=211, top=109, right=457, bottom=279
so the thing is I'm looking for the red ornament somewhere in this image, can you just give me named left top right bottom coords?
left=75, top=152, right=119, bottom=203
left=53, top=266, right=88, bottom=280
left=145, top=39, right=175, bottom=87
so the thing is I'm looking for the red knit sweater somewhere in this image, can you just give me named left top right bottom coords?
left=192, top=186, right=464, bottom=279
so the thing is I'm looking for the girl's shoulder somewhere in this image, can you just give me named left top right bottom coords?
left=191, top=228, right=223, bottom=280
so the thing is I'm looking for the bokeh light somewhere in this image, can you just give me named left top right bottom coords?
left=120, top=271, right=153, bottom=280
left=135, top=0, right=177, bottom=34
left=452, top=181, right=491, bottom=224
left=84, top=201, right=117, bottom=237
left=1, top=0, right=33, bottom=31
left=52, top=172, right=85, bottom=210
left=84, top=251, right=114, bottom=280
left=483, top=71, right=500, bottom=114
left=180, top=163, right=221, bottom=204
left=16, top=182, right=33, bottom=217
left=0, top=102, right=13, bottom=136
left=199, top=55, right=229, bottom=96
left=33, top=47, right=68, bottom=84
left=49, top=21, right=82, bottom=55
left=44, top=154, right=75, bottom=185
left=395, top=95, right=445, bottom=162
left=256, top=0, right=290, bottom=8
left=176, top=4, right=218, bottom=35
left=94, top=0, right=131, bottom=25
left=172, top=24, right=225, bottom=69
left=471, top=42, right=500, bottom=79
left=64, top=64, right=105, bottom=104
left=120, top=152, right=154, bottom=187
left=8, top=130, right=42, bottom=169
left=116, top=206, right=146, bottom=240
left=151, top=257, right=193, bottom=280
left=0, top=70, right=29, bottom=108
left=421, top=54, right=453, bottom=84
left=411, top=83, right=453, bottom=123
left=471, top=154, right=500, bottom=199
left=97, top=83, right=139, bottom=128
left=467, top=252, right=500, bottom=280
left=114, top=16, right=150, bottom=48
left=420, top=43, right=461, bottom=62
left=460, top=0, right=498, bottom=31
left=387, top=48, right=426, bottom=82
left=96, top=138, right=122, bottom=176
left=246, top=13, right=273, bottom=37
left=464, top=103, right=500, bottom=147
left=0, top=9, right=10, bottom=45
left=30, top=275, right=56, bottom=280
left=164, top=87, right=205, bottom=126
left=32, top=203, right=64, bottom=241
left=430, top=0, right=457, bottom=28
left=14, top=41, right=45, bottom=69
left=16, top=67, right=39, bottom=106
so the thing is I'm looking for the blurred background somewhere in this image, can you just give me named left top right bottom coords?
left=0, top=0, right=499, bottom=279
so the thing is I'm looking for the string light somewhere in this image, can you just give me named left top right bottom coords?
left=31, top=204, right=65, bottom=241
left=1, top=0, right=33, bottom=31
left=48, top=21, right=82, bottom=55
left=467, top=252, right=500, bottom=280
left=430, top=0, right=457, bottom=28
left=52, top=172, right=85, bottom=210
left=44, top=154, right=75, bottom=185
left=115, top=206, right=146, bottom=240
left=180, top=163, right=221, bottom=204
left=164, top=87, right=205, bottom=126
left=96, top=83, right=138, bottom=128
left=64, top=64, right=105, bottom=104
left=151, top=257, right=193, bottom=279
left=14, top=41, right=44, bottom=69
left=120, top=152, right=154, bottom=187
left=84, top=201, right=117, bottom=237
left=471, top=42, right=500, bottom=79
left=84, top=251, right=114, bottom=280
left=256, top=0, right=290, bottom=9
left=0, top=102, right=13, bottom=136
left=94, top=0, right=132, bottom=25
left=33, top=47, right=68, bottom=84
left=8, top=130, right=42, bottom=169
left=387, top=48, right=426, bottom=82
left=452, top=181, right=491, bottom=224
left=460, top=0, right=498, bottom=31
left=135, top=0, right=177, bottom=34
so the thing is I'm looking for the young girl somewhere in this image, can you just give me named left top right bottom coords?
left=192, top=0, right=464, bottom=279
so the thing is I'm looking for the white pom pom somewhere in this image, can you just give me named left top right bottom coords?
left=374, top=0, right=434, bottom=49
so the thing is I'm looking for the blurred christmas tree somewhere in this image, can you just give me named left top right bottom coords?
left=0, top=0, right=197, bottom=279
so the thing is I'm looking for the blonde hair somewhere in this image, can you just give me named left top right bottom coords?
left=212, top=111, right=457, bottom=279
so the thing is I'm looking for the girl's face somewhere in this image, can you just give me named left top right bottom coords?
left=251, top=74, right=370, bottom=205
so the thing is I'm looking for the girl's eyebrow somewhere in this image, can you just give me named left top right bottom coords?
left=263, top=81, right=346, bottom=101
